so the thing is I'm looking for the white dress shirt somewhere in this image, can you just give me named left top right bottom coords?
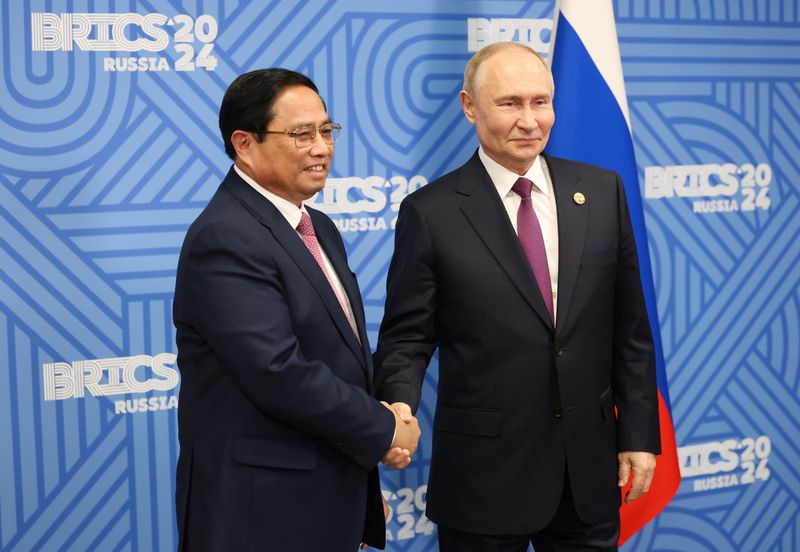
left=478, top=148, right=560, bottom=318
left=234, top=164, right=359, bottom=334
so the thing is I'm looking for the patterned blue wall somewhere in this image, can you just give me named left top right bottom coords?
left=1, top=1, right=798, bottom=550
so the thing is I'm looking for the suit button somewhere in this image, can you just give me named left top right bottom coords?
left=555, top=345, right=564, bottom=356
left=553, top=407, right=562, bottom=418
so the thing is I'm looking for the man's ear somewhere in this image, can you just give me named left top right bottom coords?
left=231, top=130, right=252, bottom=161
left=460, top=90, right=476, bottom=124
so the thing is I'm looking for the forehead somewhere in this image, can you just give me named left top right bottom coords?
left=271, top=85, right=328, bottom=124
left=479, top=50, right=552, bottom=97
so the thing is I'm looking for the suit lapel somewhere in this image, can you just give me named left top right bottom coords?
left=457, top=152, right=554, bottom=329
left=311, top=209, right=372, bottom=375
left=544, top=153, right=588, bottom=333
left=223, top=169, right=367, bottom=371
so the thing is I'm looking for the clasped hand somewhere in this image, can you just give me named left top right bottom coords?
left=380, top=402, right=420, bottom=469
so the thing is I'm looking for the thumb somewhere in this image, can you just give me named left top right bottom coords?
left=392, top=402, right=414, bottom=423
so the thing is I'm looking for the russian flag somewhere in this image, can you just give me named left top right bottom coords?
left=546, top=0, right=681, bottom=545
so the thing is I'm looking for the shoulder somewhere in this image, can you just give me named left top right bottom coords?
left=181, top=186, right=265, bottom=260
left=544, top=153, right=619, bottom=182
left=403, top=154, right=482, bottom=207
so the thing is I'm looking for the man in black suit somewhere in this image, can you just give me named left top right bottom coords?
left=173, top=68, right=419, bottom=552
left=375, top=42, right=661, bottom=551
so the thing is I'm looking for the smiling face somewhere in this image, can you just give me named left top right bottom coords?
left=460, top=47, right=555, bottom=175
left=233, top=85, right=332, bottom=206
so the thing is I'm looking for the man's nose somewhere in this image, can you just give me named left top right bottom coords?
left=517, top=107, right=540, bottom=130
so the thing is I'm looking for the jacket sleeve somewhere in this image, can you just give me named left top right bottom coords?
left=374, top=197, right=438, bottom=412
left=611, top=175, right=662, bottom=454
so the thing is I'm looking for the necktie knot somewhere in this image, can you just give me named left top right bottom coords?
left=512, top=177, right=534, bottom=199
left=297, top=212, right=315, bottom=237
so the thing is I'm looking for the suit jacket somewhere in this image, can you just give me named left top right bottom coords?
left=375, top=150, right=660, bottom=534
left=173, top=167, right=395, bottom=551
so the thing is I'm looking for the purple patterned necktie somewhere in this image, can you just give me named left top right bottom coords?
left=512, top=177, right=554, bottom=324
left=297, top=212, right=359, bottom=339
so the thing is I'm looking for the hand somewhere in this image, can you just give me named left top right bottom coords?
left=618, top=451, right=657, bottom=504
left=382, top=492, right=390, bottom=521
left=380, top=402, right=420, bottom=469
left=390, top=402, right=414, bottom=423
left=360, top=494, right=392, bottom=550
left=387, top=402, right=420, bottom=453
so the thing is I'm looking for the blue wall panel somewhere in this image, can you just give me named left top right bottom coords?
left=1, top=1, right=798, bottom=550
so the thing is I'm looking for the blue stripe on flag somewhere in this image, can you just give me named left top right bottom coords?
left=546, top=14, right=672, bottom=408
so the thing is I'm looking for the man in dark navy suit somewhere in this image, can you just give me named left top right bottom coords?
left=375, top=42, right=661, bottom=551
left=173, top=68, right=419, bottom=552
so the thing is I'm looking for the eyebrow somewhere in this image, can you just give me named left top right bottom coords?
left=495, top=93, right=551, bottom=102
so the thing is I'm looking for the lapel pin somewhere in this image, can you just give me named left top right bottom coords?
left=573, top=192, right=586, bottom=205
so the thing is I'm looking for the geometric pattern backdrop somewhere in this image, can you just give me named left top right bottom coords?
left=1, top=1, right=798, bottom=550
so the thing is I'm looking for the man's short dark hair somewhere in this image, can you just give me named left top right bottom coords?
left=219, top=68, right=319, bottom=160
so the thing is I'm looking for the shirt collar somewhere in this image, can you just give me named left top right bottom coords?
left=478, top=147, right=552, bottom=199
left=234, top=164, right=306, bottom=229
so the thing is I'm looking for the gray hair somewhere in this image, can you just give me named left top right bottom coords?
left=463, top=42, right=554, bottom=98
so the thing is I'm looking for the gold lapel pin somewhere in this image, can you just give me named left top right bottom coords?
left=573, top=192, right=586, bottom=205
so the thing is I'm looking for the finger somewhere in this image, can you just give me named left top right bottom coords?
left=382, top=494, right=390, bottom=520
left=361, top=543, right=368, bottom=550
left=626, top=487, right=642, bottom=504
left=382, top=447, right=402, bottom=460
left=382, top=448, right=406, bottom=464
left=386, top=456, right=411, bottom=470
left=618, top=457, right=631, bottom=487
left=641, top=464, right=656, bottom=493
left=626, top=469, right=646, bottom=503
left=383, top=450, right=411, bottom=469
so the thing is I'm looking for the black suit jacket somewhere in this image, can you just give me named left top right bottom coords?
left=173, top=167, right=395, bottom=551
left=375, top=151, right=660, bottom=534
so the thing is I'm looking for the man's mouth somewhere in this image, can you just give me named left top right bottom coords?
left=304, top=164, right=326, bottom=173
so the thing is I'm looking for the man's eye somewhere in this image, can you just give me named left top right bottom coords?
left=294, top=130, right=314, bottom=140
left=319, top=128, right=333, bottom=138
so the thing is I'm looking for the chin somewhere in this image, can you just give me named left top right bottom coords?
left=510, top=154, right=539, bottom=168
left=306, top=179, right=327, bottom=195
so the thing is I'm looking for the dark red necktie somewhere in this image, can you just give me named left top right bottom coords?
left=297, top=212, right=359, bottom=338
left=512, top=177, right=554, bottom=323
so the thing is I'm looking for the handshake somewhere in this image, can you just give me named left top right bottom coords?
left=381, top=402, right=421, bottom=469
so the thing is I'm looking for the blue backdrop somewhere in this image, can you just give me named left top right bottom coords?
left=1, top=1, right=799, bottom=550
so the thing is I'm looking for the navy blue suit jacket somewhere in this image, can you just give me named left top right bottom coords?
left=375, top=151, right=660, bottom=534
left=174, top=167, right=395, bottom=551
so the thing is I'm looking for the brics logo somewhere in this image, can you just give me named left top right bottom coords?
left=644, top=162, right=773, bottom=214
left=678, top=435, right=772, bottom=492
left=43, top=353, right=180, bottom=415
left=466, top=18, right=552, bottom=53
left=310, top=175, right=428, bottom=233
left=30, top=12, right=218, bottom=72
left=383, top=485, right=433, bottom=543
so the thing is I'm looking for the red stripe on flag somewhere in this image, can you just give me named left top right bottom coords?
left=618, top=390, right=681, bottom=545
